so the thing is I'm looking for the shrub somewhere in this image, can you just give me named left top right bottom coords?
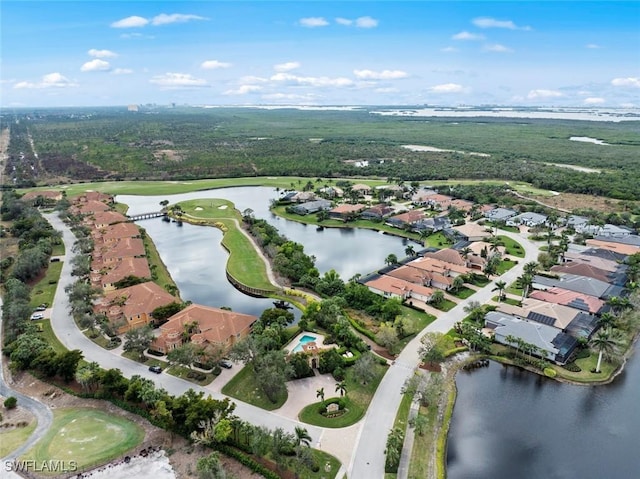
left=563, top=362, right=582, bottom=373
left=4, top=397, right=17, bottom=409
left=575, top=348, right=590, bottom=360
left=543, top=368, right=557, bottom=378
left=187, top=371, right=207, bottom=381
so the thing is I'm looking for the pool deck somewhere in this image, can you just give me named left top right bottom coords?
left=284, top=331, right=332, bottom=354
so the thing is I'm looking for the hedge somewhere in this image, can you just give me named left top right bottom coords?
left=346, top=315, right=376, bottom=341
left=214, top=443, right=281, bottom=479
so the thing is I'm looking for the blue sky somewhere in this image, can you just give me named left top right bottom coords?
left=1, top=1, right=639, bottom=107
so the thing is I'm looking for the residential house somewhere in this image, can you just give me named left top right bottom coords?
left=72, top=200, right=111, bottom=215
left=360, top=204, right=395, bottom=221
left=413, top=216, right=451, bottom=233
left=551, top=262, right=627, bottom=286
left=529, top=287, right=605, bottom=315
left=485, top=311, right=578, bottom=364
left=351, top=184, right=372, bottom=196
left=88, top=211, right=128, bottom=228
left=452, top=223, right=490, bottom=242
left=449, top=198, right=475, bottom=213
left=21, top=190, right=63, bottom=205
left=497, top=298, right=599, bottom=338
left=90, top=257, right=151, bottom=291
left=290, top=199, right=332, bottom=215
left=364, top=275, right=434, bottom=303
left=483, top=207, right=517, bottom=223
left=585, top=238, right=639, bottom=256
left=425, top=194, right=454, bottom=211
left=411, top=188, right=438, bottom=206
left=532, top=274, right=625, bottom=299
left=562, top=250, right=627, bottom=273
left=79, top=191, right=113, bottom=204
left=506, top=212, right=548, bottom=228
left=94, top=282, right=178, bottom=333
left=328, top=203, right=366, bottom=220
left=93, top=222, right=141, bottom=244
left=150, top=304, right=257, bottom=354
left=291, top=191, right=317, bottom=203
left=319, top=186, right=343, bottom=198
left=386, top=210, right=425, bottom=229
left=386, top=264, right=454, bottom=291
left=93, top=237, right=145, bottom=264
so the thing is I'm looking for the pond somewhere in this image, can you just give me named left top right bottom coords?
left=117, top=186, right=412, bottom=316
left=446, top=354, right=640, bottom=479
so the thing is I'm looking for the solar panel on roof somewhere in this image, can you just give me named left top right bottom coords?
left=527, top=312, right=556, bottom=326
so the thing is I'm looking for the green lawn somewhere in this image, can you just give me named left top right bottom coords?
left=298, top=363, right=387, bottom=427
left=121, top=350, right=168, bottom=369
left=0, top=421, right=37, bottom=458
left=38, top=319, right=67, bottom=354
left=497, top=235, right=525, bottom=258
left=140, top=227, right=179, bottom=296
left=308, top=450, right=341, bottom=479
left=423, top=232, right=453, bottom=249
left=432, top=299, right=457, bottom=312
left=553, top=353, right=618, bottom=382
left=221, top=365, right=287, bottom=411
left=496, top=258, right=517, bottom=275
left=21, top=408, right=144, bottom=473
left=166, top=365, right=215, bottom=386
left=449, top=286, right=476, bottom=299
left=468, top=275, right=490, bottom=287
left=29, top=261, right=63, bottom=310
left=51, top=241, right=65, bottom=257
left=175, top=199, right=276, bottom=291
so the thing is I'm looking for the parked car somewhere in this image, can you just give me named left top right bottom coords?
left=34, top=305, right=46, bottom=311
left=30, top=313, right=44, bottom=320
left=148, top=365, right=162, bottom=374
left=219, top=360, right=233, bottom=369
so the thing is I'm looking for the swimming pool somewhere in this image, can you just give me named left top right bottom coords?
left=291, top=334, right=317, bottom=353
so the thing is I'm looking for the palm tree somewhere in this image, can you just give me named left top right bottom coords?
left=385, top=427, right=405, bottom=471
left=590, top=327, right=623, bottom=373
left=517, top=273, right=533, bottom=300
left=316, top=387, right=325, bottom=404
left=493, top=280, right=507, bottom=302
left=418, top=229, right=429, bottom=246
left=597, top=312, right=617, bottom=329
left=335, top=381, right=347, bottom=397
left=294, top=426, right=312, bottom=448
left=451, top=275, right=465, bottom=293
left=460, top=247, right=472, bottom=260
left=385, top=253, right=398, bottom=267
left=405, top=245, right=415, bottom=257
left=524, top=261, right=540, bottom=276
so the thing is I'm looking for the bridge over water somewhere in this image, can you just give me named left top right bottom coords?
left=127, top=211, right=166, bottom=221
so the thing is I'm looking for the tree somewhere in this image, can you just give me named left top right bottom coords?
left=451, top=275, right=465, bottom=293
left=429, top=290, right=445, bottom=306
left=409, top=414, right=428, bottom=436
left=419, top=332, right=445, bottom=365
left=385, top=253, right=398, bottom=267
left=493, top=280, right=507, bottom=302
left=123, top=326, right=154, bottom=360
left=517, top=273, right=533, bottom=300
left=316, top=387, right=325, bottom=404
left=590, top=327, right=623, bottom=373
left=4, top=397, right=17, bottom=409
left=463, top=301, right=485, bottom=323
left=405, top=245, right=415, bottom=257
left=335, top=380, right=347, bottom=397
left=167, top=343, right=199, bottom=370
left=196, top=452, right=228, bottom=479
left=352, top=352, right=377, bottom=385
left=56, top=349, right=84, bottom=382
left=376, top=322, right=399, bottom=351
left=294, top=426, right=312, bottom=448
left=385, top=427, right=405, bottom=472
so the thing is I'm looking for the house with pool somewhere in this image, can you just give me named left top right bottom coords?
left=284, top=332, right=336, bottom=369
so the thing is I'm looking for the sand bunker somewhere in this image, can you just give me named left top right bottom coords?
left=194, top=207, right=203, bottom=211
left=87, top=450, right=175, bottom=479
left=218, top=205, right=228, bottom=209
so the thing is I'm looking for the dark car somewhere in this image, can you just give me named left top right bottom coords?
left=149, top=365, right=162, bottom=374
left=219, top=360, right=233, bottom=369
left=34, top=305, right=47, bottom=311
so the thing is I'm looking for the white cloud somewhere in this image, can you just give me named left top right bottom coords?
left=355, top=16, right=379, bottom=28
left=80, top=59, right=111, bottom=72
left=149, top=72, right=208, bottom=88
left=112, top=68, right=133, bottom=75
left=527, top=89, right=563, bottom=99
left=261, top=92, right=314, bottom=101
left=353, top=69, right=408, bottom=80
left=584, top=97, right=605, bottom=105
left=441, top=46, right=458, bottom=52
left=151, top=13, right=208, bottom=26
left=472, top=17, right=530, bottom=30
left=428, top=83, right=464, bottom=93
left=375, top=87, right=398, bottom=93
left=586, top=43, right=602, bottom=49
left=452, top=31, right=485, bottom=41
left=484, top=43, right=513, bottom=53
left=120, top=32, right=154, bottom=39
left=299, top=17, right=329, bottom=28
left=335, top=17, right=352, bottom=26
left=240, top=75, right=269, bottom=84
left=224, top=85, right=263, bottom=95
left=14, top=72, right=77, bottom=89
left=111, top=16, right=149, bottom=28
left=270, top=72, right=353, bottom=87
left=611, top=77, right=640, bottom=88
left=201, top=60, right=232, bottom=70
left=88, top=49, right=117, bottom=58
left=274, top=62, right=301, bottom=72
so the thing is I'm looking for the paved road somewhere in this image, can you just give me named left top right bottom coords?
left=42, top=214, right=327, bottom=451
left=0, top=298, right=54, bottom=476
left=349, top=229, right=541, bottom=478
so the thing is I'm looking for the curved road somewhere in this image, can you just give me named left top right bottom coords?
left=349, top=229, right=541, bottom=478
left=0, top=298, right=54, bottom=476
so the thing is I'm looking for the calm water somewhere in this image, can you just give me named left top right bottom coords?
left=447, top=353, right=640, bottom=479
left=117, top=186, right=411, bottom=316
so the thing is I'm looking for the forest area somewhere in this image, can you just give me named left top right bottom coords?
left=1, top=106, right=639, bottom=200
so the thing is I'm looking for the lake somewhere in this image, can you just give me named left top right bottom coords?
left=117, top=186, right=412, bottom=316
left=446, top=353, right=640, bottom=479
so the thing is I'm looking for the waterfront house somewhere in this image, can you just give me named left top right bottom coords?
left=328, top=203, right=366, bottom=220
left=290, top=199, right=332, bottom=215
left=529, top=287, right=605, bottom=315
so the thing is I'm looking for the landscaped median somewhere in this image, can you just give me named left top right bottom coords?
left=170, top=198, right=277, bottom=293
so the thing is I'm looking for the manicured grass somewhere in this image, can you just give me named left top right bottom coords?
left=112, top=202, right=130, bottom=215
left=497, top=235, right=525, bottom=258
left=38, top=319, right=67, bottom=354
left=166, top=365, right=215, bottom=386
left=140, top=227, right=179, bottom=296
left=21, top=408, right=144, bottom=472
left=176, top=199, right=276, bottom=291
left=468, top=275, right=490, bottom=287
left=221, top=365, right=287, bottom=411
left=408, top=404, right=438, bottom=479
left=496, top=258, right=517, bottom=275
left=298, top=363, right=387, bottom=428
left=432, top=299, right=457, bottom=312
left=423, top=232, right=453, bottom=249
left=51, top=241, right=65, bottom=257
left=29, top=261, right=63, bottom=310
left=0, top=421, right=37, bottom=457
left=449, top=286, right=476, bottom=299
left=394, top=390, right=413, bottom=432
left=553, top=353, right=618, bottom=382
left=121, top=350, right=168, bottom=369
left=309, top=449, right=341, bottom=479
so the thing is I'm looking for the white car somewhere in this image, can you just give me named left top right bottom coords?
left=30, top=313, right=44, bottom=320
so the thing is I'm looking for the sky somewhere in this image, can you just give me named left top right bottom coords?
left=1, top=1, right=639, bottom=108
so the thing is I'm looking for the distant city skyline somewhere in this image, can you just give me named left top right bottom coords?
left=1, top=1, right=639, bottom=108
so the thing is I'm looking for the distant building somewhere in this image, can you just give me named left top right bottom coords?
left=128, top=104, right=139, bottom=112
left=290, top=199, right=332, bottom=215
